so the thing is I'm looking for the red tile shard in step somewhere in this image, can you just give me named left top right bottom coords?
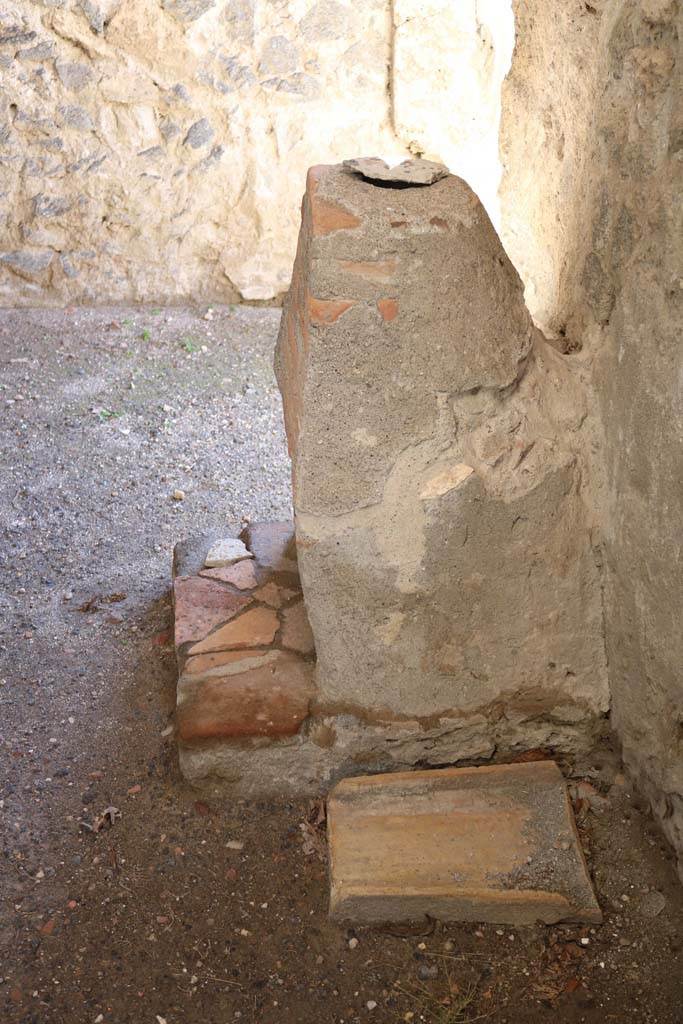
left=281, top=601, right=315, bottom=655
left=173, top=576, right=252, bottom=647
left=181, top=649, right=268, bottom=679
left=199, top=561, right=258, bottom=590
left=188, top=606, right=279, bottom=655
left=177, top=649, right=315, bottom=741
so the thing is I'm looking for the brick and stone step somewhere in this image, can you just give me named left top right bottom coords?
left=327, top=760, right=602, bottom=926
left=173, top=521, right=316, bottom=771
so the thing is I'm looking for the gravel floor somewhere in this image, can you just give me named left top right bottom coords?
left=0, top=305, right=681, bottom=1024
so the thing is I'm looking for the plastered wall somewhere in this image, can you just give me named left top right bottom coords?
left=500, top=0, right=682, bottom=880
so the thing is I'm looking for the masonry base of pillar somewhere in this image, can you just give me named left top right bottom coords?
left=173, top=523, right=606, bottom=798
left=179, top=708, right=607, bottom=799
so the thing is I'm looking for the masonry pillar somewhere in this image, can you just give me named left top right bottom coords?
left=275, top=159, right=608, bottom=751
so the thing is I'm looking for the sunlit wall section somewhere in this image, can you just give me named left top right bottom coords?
left=392, top=0, right=515, bottom=228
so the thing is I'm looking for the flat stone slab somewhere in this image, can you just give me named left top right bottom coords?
left=327, top=761, right=602, bottom=926
left=343, top=157, right=449, bottom=186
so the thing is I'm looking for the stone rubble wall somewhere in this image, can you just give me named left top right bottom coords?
left=0, top=0, right=512, bottom=305
left=500, top=0, right=682, bottom=880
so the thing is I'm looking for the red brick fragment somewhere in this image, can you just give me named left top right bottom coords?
left=308, top=296, right=355, bottom=325
left=182, top=649, right=268, bottom=678
left=173, top=576, right=251, bottom=647
left=188, top=606, right=279, bottom=655
left=281, top=601, right=315, bottom=655
left=177, top=650, right=315, bottom=741
left=278, top=265, right=309, bottom=456
left=200, top=560, right=258, bottom=590
left=306, top=164, right=328, bottom=191
left=377, top=297, right=399, bottom=322
left=311, top=196, right=361, bottom=236
left=338, top=259, right=398, bottom=282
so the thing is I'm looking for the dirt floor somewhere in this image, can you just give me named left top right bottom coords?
left=1, top=305, right=681, bottom=1024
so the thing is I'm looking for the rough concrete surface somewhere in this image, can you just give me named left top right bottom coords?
left=501, top=0, right=683, bottom=882
left=275, top=162, right=608, bottom=759
left=1, top=306, right=682, bottom=1022
left=328, top=762, right=602, bottom=926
